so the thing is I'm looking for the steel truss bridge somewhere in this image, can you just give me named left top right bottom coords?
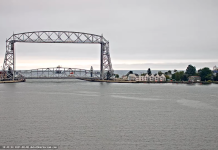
left=2, top=31, right=113, bottom=80
left=16, top=66, right=99, bottom=79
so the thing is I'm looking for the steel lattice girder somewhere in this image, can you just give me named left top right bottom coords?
left=15, top=67, right=99, bottom=79
left=2, top=31, right=114, bottom=80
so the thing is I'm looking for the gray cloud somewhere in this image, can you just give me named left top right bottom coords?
left=0, top=0, right=218, bottom=70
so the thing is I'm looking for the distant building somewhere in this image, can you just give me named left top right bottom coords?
left=188, top=76, right=201, bottom=82
left=149, top=74, right=155, bottom=81
left=145, top=74, right=149, bottom=81
left=135, top=74, right=166, bottom=82
left=159, top=74, right=166, bottom=81
left=154, top=74, right=160, bottom=82
left=213, top=66, right=218, bottom=75
left=136, top=75, right=145, bottom=81
left=128, top=74, right=137, bottom=81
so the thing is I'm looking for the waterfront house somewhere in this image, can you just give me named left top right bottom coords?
left=129, top=74, right=166, bottom=82
left=149, top=74, right=154, bottom=81
left=128, top=74, right=137, bottom=81
left=145, top=74, right=149, bottom=81
left=160, top=74, right=166, bottom=81
left=213, top=65, right=218, bottom=75
left=154, top=74, right=160, bottom=82
left=136, top=75, right=145, bottom=81
left=188, top=76, right=201, bottom=82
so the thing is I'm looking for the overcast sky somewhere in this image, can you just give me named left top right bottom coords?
left=0, top=0, right=218, bottom=70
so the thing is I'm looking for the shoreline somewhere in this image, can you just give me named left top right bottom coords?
left=0, top=79, right=26, bottom=83
left=1, top=78, right=217, bottom=85
left=83, top=79, right=218, bottom=84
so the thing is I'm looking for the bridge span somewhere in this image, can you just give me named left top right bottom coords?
left=15, top=66, right=99, bottom=79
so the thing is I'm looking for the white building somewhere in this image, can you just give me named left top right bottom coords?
left=154, top=74, right=160, bottom=82
left=136, top=75, right=145, bottom=81
left=145, top=74, right=149, bottom=81
left=149, top=74, right=155, bottom=81
left=129, top=74, right=166, bottom=82
left=128, top=74, right=137, bottom=81
left=159, top=74, right=166, bottom=81
left=213, top=66, right=218, bottom=75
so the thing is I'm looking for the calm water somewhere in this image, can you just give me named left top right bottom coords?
left=0, top=80, right=218, bottom=150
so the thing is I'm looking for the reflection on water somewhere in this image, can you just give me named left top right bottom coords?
left=0, top=79, right=218, bottom=150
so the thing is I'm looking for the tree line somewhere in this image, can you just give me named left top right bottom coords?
left=146, top=65, right=218, bottom=81
left=114, top=65, right=217, bottom=81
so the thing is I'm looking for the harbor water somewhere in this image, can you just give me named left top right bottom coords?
left=0, top=79, right=218, bottom=150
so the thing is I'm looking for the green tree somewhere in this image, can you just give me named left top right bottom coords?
left=185, top=65, right=196, bottom=76
left=158, top=71, right=163, bottom=76
left=182, top=74, right=188, bottom=81
left=115, top=74, right=119, bottom=78
left=174, top=69, right=177, bottom=73
left=198, top=67, right=212, bottom=81
left=179, top=71, right=185, bottom=80
left=126, top=71, right=133, bottom=76
left=165, top=75, right=170, bottom=80
left=174, top=71, right=185, bottom=81
left=147, top=68, right=152, bottom=75
left=172, top=74, right=175, bottom=79
left=175, top=72, right=180, bottom=81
